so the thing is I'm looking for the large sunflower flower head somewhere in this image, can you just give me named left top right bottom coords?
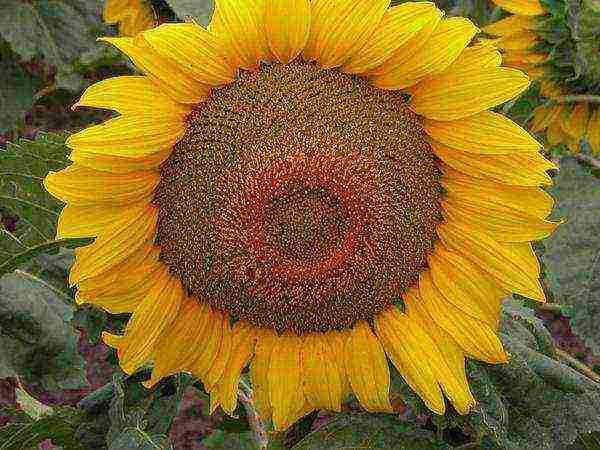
left=45, top=0, right=562, bottom=431
left=103, top=0, right=158, bottom=36
left=484, top=0, right=600, bottom=154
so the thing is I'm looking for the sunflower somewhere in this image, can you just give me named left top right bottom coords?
left=103, top=0, right=157, bottom=37
left=483, top=0, right=600, bottom=154
left=44, top=0, right=561, bottom=431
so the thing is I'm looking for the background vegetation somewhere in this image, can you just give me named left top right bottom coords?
left=0, top=0, right=599, bottom=448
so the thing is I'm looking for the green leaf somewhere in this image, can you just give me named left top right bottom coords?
left=164, top=0, right=214, bottom=26
left=0, top=269, right=88, bottom=390
left=292, top=413, right=447, bottom=450
left=542, top=158, right=600, bottom=354
left=0, top=0, right=110, bottom=91
left=101, top=375, right=190, bottom=450
left=0, top=406, right=87, bottom=450
left=0, top=41, right=42, bottom=133
left=202, top=429, right=258, bottom=450
left=464, top=303, right=600, bottom=449
left=15, top=388, right=53, bottom=420
left=0, top=132, right=93, bottom=277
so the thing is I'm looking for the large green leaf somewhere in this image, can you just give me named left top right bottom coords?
left=201, top=430, right=258, bottom=450
left=0, top=269, right=87, bottom=391
left=0, top=132, right=93, bottom=277
left=74, top=373, right=190, bottom=449
left=465, top=300, right=600, bottom=449
left=164, top=0, right=214, bottom=26
left=106, top=375, right=184, bottom=450
left=542, top=158, right=600, bottom=354
left=292, top=413, right=447, bottom=450
left=0, top=0, right=109, bottom=91
left=0, top=41, right=42, bottom=133
left=0, top=407, right=87, bottom=450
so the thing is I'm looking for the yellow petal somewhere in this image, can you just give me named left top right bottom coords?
left=65, top=114, right=185, bottom=158
left=210, top=0, right=270, bottom=70
left=328, top=330, right=352, bottom=399
left=304, top=0, right=389, bottom=68
left=69, top=147, right=173, bottom=174
left=587, top=108, right=600, bottom=155
left=492, top=0, right=546, bottom=15
left=410, top=67, right=530, bottom=120
left=250, top=329, right=277, bottom=421
left=104, top=269, right=183, bottom=374
left=483, top=15, right=537, bottom=36
left=73, top=76, right=189, bottom=117
left=265, top=0, right=311, bottom=64
left=210, top=321, right=257, bottom=415
left=503, top=241, right=542, bottom=275
left=496, top=31, right=538, bottom=50
left=115, top=1, right=157, bottom=37
left=372, top=17, right=479, bottom=90
left=301, top=332, right=343, bottom=411
left=342, top=2, right=441, bottom=74
left=563, top=103, right=589, bottom=140
left=269, top=332, right=303, bottom=430
left=100, top=37, right=209, bottom=104
left=442, top=167, right=555, bottom=218
left=144, top=300, right=212, bottom=387
left=57, top=204, right=126, bottom=239
left=442, top=198, right=560, bottom=242
left=202, top=311, right=233, bottom=392
left=540, top=79, right=562, bottom=98
left=502, top=49, right=548, bottom=65
left=369, top=5, right=443, bottom=76
left=374, top=307, right=445, bottom=414
left=75, top=243, right=156, bottom=293
left=78, top=265, right=162, bottom=314
left=428, top=245, right=505, bottom=326
left=187, top=307, right=226, bottom=381
left=103, top=0, right=125, bottom=22
left=546, top=117, right=570, bottom=146
left=418, top=270, right=508, bottom=363
left=443, top=43, right=503, bottom=72
left=424, top=111, right=542, bottom=154
left=44, top=164, right=159, bottom=206
left=530, top=104, right=565, bottom=132
left=431, top=142, right=554, bottom=186
left=345, top=321, right=393, bottom=412
left=403, top=289, right=477, bottom=414
left=142, top=23, right=235, bottom=86
left=69, top=205, right=157, bottom=284
left=438, top=219, right=545, bottom=301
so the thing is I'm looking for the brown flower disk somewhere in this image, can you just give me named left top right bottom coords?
left=153, top=59, right=444, bottom=333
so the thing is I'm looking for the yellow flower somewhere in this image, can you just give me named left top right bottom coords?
left=45, top=0, right=560, bottom=430
left=484, top=0, right=600, bottom=154
left=103, top=0, right=157, bottom=37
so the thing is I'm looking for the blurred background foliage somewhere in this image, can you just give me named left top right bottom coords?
left=0, top=0, right=599, bottom=449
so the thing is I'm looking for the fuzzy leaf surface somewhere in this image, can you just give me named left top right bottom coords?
left=0, top=270, right=87, bottom=390
left=0, top=0, right=108, bottom=90
left=542, top=158, right=600, bottom=354
left=0, top=406, right=86, bottom=450
left=292, top=413, right=446, bottom=449
left=466, top=301, right=600, bottom=449
left=0, top=42, right=42, bottom=133
left=0, top=132, right=92, bottom=276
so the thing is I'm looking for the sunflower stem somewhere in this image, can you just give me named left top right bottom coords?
left=550, top=95, right=600, bottom=104
left=238, top=379, right=268, bottom=450
left=555, top=348, right=600, bottom=384
left=535, top=302, right=567, bottom=313
left=573, top=152, right=600, bottom=170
